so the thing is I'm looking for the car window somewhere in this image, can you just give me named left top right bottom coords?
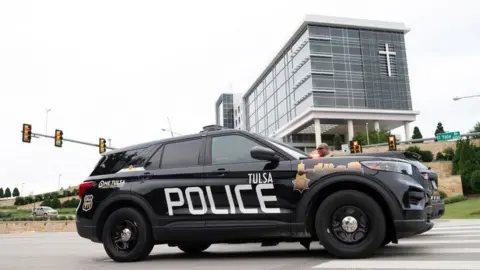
left=160, top=139, right=204, bottom=169
left=265, top=138, right=309, bottom=160
left=211, top=135, right=266, bottom=165
left=409, top=160, right=428, bottom=170
left=90, top=144, right=159, bottom=176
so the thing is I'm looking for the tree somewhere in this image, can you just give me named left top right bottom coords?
left=412, top=126, right=423, bottom=139
left=12, top=187, right=20, bottom=197
left=469, top=121, right=480, bottom=139
left=333, top=133, right=343, bottom=150
left=435, top=122, right=445, bottom=136
left=0, top=188, right=3, bottom=198
left=352, top=129, right=391, bottom=146
left=4, top=188, right=11, bottom=198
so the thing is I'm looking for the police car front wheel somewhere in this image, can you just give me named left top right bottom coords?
left=102, top=207, right=154, bottom=262
left=314, top=190, right=386, bottom=259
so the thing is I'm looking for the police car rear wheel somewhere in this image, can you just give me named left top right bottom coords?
left=102, top=207, right=154, bottom=262
left=314, top=190, right=386, bottom=259
left=177, top=243, right=211, bottom=254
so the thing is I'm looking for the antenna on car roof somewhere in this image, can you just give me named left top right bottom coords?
left=200, top=125, right=225, bottom=133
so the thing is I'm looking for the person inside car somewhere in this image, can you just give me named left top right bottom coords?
left=309, top=143, right=333, bottom=158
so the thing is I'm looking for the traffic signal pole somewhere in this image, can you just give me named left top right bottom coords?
left=21, top=131, right=116, bottom=151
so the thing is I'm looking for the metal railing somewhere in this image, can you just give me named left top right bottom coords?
left=362, top=132, right=480, bottom=148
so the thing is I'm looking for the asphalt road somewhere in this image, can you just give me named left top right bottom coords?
left=1, top=219, right=480, bottom=270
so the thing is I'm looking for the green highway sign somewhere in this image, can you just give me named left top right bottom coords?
left=437, top=131, right=461, bottom=141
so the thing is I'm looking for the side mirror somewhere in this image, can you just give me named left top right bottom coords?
left=251, top=146, right=279, bottom=162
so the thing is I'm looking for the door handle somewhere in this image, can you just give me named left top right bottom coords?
left=140, top=172, right=153, bottom=182
left=212, top=168, right=229, bottom=176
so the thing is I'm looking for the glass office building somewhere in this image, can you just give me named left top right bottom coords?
left=215, top=93, right=234, bottom=128
left=241, top=15, right=416, bottom=144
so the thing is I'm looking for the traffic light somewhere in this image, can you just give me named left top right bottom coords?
left=22, top=124, right=32, bottom=143
left=54, top=129, right=63, bottom=147
left=349, top=140, right=362, bottom=153
left=99, top=138, right=106, bottom=153
left=388, top=135, right=397, bottom=151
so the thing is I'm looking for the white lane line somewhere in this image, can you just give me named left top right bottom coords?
left=397, top=239, right=480, bottom=244
left=424, top=230, right=480, bottom=235
left=431, top=226, right=480, bottom=231
left=378, top=248, right=480, bottom=254
left=414, top=233, right=480, bottom=238
left=313, top=260, right=480, bottom=269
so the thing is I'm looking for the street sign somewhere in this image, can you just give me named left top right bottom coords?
left=436, top=131, right=461, bottom=141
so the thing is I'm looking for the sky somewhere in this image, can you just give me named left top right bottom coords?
left=1, top=0, right=479, bottom=195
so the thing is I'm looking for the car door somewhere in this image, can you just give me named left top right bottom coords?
left=136, top=137, right=207, bottom=234
left=202, top=133, right=297, bottom=233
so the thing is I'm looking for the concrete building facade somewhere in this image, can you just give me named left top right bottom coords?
left=216, top=15, right=419, bottom=152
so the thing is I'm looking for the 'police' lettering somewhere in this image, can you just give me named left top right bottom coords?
left=164, top=184, right=281, bottom=216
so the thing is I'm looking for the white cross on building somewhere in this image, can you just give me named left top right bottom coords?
left=379, top=43, right=396, bottom=77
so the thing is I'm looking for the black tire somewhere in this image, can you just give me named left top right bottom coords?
left=315, top=190, right=386, bottom=259
left=177, top=243, right=211, bottom=254
left=102, top=207, right=154, bottom=262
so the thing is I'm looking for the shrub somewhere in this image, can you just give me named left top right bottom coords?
left=0, top=212, right=13, bottom=219
left=0, top=215, right=76, bottom=222
left=41, top=198, right=61, bottom=209
left=420, top=150, right=434, bottom=162
left=436, top=152, right=446, bottom=161
left=471, top=170, right=480, bottom=193
left=405, top=146, right=421, bottom=155
left=444, top=194, right=468, bottom=204
left=443, top=147, right=455, bottom=161
left=439, top=191, right=448, bottom=199
left=0, top=206, right=17, bottom=209
left=61, top=198, right=80, bottom=208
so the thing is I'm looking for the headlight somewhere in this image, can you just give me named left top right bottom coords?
left=360, top=160, right=413, bottom=176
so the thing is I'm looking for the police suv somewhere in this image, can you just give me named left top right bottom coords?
left=76, top=125, right=433, bottom=262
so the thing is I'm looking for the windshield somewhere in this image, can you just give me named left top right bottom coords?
left=265, top=138, right=309, bottom=160
left=408, top=160, right=428, bottom=169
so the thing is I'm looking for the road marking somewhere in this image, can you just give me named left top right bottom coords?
left=416, top=233, right=480, bottom=238
left=378, top=248, right=480, bottom=254
left=313, top=260, right=480, bottom=269
left=430, top=225, right=480, bottom=231
left=424, top=230, right=480, bottom=235
left=397, top=239, right=480, bottom=244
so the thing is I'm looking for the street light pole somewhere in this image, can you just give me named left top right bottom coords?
left=365, top=123, right=370, bottom=145
left=58, top=174, right=62, bottom=190
left=453, top=94, right=480, bottom=101
left=45, top=108, right=51, bottom=135
left=167, top=117, right=174, bottom=137
left=21, top=183, right=25, bottom=197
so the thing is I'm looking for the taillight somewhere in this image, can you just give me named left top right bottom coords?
left=78, top=182, right=94, bottom=199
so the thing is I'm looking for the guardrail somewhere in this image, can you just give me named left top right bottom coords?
left=362, top=132, right=480, bottom=148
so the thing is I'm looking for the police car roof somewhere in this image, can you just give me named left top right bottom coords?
left=103, top=127, right=251, bottom=155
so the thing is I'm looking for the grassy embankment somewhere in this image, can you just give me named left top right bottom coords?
left=0, top=206, right=76, bottom=221
left=441, top=196, right=480, bottom=219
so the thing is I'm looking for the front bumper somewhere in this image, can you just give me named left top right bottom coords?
left=431, top=201, right=445, bottom=219
left=394, top=208, right=433, bottom=239
left=76, top=217, right=101, bottom=243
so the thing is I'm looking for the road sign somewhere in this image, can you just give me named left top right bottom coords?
left=436, top=131, right=461, bottom=141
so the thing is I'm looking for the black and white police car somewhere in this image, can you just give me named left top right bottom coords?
left=76, top=125, right=433, bottom=262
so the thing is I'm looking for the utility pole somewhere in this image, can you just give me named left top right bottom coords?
left=167, top=117, right=174, bottom=137
left=108, top=138, right=112, bottom=147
